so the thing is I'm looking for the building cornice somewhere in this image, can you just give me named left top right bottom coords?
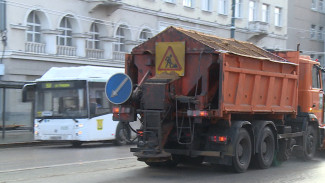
left=99, top=36, right=118, bottom=42
left=120, top=4, right=287, bottom=39
left=121, top=5, right=229, bottom=31
left=72, top=33, right=90, bottom=39
left=10, top=24, right=28, bottom=30
left=42, top=29, right=63, bottom=35
left=7, top=51, right=125, bottom=67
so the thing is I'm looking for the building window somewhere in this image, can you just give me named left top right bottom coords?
left=311, top=24, right=316, bottom=39
left=218, top=0, right=228, bottom=15
left=318, top=26, right=323, bottom=40
left=312, top=0, right=317, bottom=9
left=274, top=7, right=282, bottom=27
left=262, top=4, right=270, bottom=23
left=319, top=0, right=324, bottom=12
left=248, top=1, right=256, bottom=21
left=87, top=23, right=100, bottom=49
left=202, top=0, right=212, bottom=11
left=58, top=17, right=73, bottom=46
left=183, top=0, right=193, bottom=8
left=115, top=25, right=128, bottom=52
left=235, top=0, right=242, bottom=18
left=139, top=29, right=152, bottom=43
left=26, top=11, right=41, bottom=43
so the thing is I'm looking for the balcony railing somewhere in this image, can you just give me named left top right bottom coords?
left=25, top=42, right=46, bottom=54
left=86, top=48, right=104, bottom=59
left=248, top=21, right=269, bottom=34
left=113, top=51, right=126, bottom=62
left=57, top=45, right=77, bottom=56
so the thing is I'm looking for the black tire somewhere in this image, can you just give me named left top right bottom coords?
left=232, top=128, right=252, bottom=173
left=301, top=125, right=317, bottom=160
left=254, top=127, right=275, bottom=169
left=71, top=141, right=82, bottom=147
left=114, top=122, right=130, bottom=146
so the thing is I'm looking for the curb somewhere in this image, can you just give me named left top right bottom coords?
left=0, top=141, right=67, bottom=148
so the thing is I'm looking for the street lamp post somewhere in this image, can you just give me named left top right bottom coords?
left=230, top=0, right=236, bottom=39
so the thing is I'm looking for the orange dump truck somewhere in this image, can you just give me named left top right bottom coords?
left=106, top=27, right=325, bottom=173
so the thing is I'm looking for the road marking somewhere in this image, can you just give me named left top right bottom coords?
left=0, top=156, right=136, bottom=173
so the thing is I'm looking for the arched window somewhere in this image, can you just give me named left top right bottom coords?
left=58, top=16, right=73, bottom=46
left=27, top=11, right=41, bottom=43
left=115, top=25, right=128, bottom=52
left=139, top=29, right=152, bottom=42
left=87, top=23, right=100, bottom=49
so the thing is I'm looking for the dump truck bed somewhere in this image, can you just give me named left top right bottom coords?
left=129, top=26, right=299, bottom=119
left=220, top=53, right=298, bottom=117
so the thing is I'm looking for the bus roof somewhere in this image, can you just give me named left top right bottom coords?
left=36, top=66, right=124, bottom=82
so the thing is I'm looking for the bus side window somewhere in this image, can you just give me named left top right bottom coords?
left=89, top=82, right=111, bottom=116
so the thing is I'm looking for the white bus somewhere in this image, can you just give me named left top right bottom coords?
left=23, top=66, right=139, bottom=146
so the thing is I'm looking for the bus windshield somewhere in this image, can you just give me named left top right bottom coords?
left=35, top=81, right=87, bottom=118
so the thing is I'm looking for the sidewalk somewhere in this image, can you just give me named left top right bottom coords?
left=0, top=130, right=36, bottom=146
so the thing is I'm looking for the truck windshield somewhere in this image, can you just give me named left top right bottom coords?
left=35, top=81, right=87, bottom=118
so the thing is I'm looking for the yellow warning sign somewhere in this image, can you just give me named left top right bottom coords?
left=97, top=119, right=103, bottom=130
left=156, top=42, right=185, bottom=76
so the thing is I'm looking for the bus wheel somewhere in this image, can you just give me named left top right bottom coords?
left=114, top=122, right=130, bottom=146
left=232, top=128, right=252, bottom=173
left=71, top=141, right=82, bottom=147
left=254, top=127, right=275, bottom=169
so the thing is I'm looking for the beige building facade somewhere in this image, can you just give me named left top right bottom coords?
left=0, top=0, right=288, bottom=129
left=0, top=0, right=289, bottom=82
left=287, top=0, right=325, bottom=65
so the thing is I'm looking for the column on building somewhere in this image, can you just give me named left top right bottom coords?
left=73, top=33, right=89, bottom=57
left=42, top=29, right=61, bottom=54
left=99, top=36, right=117, bottom=59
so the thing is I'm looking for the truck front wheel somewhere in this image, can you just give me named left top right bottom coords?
left=254, top=127, right=275, bottom=169
left=303, top=125, right=317, bottom=160
left=232, top=128, right=252, bottom=173
left=295, top=125, right=317, bottom=160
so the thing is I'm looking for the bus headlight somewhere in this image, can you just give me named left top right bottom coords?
left=76, top=124, right=84, bottom=128
left=34, top=124, right=39, bottom=128
left=35, top=131, right=39, bottom=135
left=78, top=131, right=83, bottom=135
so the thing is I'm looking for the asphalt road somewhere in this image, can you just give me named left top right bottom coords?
left=1, top=143, right=325, bottom=183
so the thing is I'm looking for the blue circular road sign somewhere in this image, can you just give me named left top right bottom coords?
left=106, top=73, right=133, bottom=104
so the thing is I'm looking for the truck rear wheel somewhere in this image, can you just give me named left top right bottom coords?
left=254, top=127, right=275, bottom=169
left=232, top=128, right=252, bottom=173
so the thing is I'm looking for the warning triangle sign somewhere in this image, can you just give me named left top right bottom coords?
left=158, top=46, right=182, bottom=71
